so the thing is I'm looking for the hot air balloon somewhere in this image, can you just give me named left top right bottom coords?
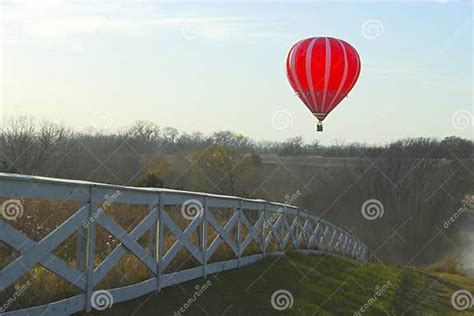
left=286, top=37, right=361, bottom=132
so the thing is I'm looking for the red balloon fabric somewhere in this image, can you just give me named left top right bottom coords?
left=286, top=37, right=361, bottom=122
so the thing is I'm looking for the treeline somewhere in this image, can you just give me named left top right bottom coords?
left=1, top=116, right=473, bottom=267
left=1, top=117, right=472, bottom=176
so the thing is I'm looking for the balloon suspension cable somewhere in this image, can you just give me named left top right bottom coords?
left=317, top=122, right=323, bottom=132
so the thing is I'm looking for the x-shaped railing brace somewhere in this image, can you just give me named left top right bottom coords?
left=263, top=213, right=283, bottom=250
left=0, top=206, right=88, bottom=292
left=282, top=215, right=299, bottom=249
left=206, top=211, right=240, bottom=258
left=240, top=212, right=265, bottom=255
left=160, top=210, right=204, bottom=271
left=93, top=206, right=158, bottom=286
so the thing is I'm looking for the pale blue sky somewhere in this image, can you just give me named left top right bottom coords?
left=1, top=0, right=472, bottom=144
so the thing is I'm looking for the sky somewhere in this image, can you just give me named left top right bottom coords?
left=0, top=0, right=472, bottom=144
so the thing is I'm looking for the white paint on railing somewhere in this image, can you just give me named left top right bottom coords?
left=0, top=173, right=369, bottom=315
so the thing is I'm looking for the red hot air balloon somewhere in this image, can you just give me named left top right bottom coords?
left=286, top=37, right=361, bottom=132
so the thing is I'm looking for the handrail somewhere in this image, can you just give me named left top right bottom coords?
left=0, top=173, right=369, bottom=315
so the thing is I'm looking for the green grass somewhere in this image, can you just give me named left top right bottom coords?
left=96, top=253, right=474, bottom=316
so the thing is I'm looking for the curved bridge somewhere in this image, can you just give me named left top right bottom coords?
left=0, top=173, right=369, bottom=315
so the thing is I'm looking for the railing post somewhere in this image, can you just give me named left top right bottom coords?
left=278, top=207, right=282, bottom=253
left=85, top=185, right=96, bottom=313
left=280, top=206, right=286, bottom=253
left=263, top=202, right=267, bottom=257
left=312, top=220, right=321, bottom=250
left=237, top=200, right=242, bottom=268
left=302, top=210, right=308, bottom=251
left=349, top=237, right=355, bottom=257
left=347, top=238, right=354, bottom=257
left=334, top=230, right=341, bottom=253
left=313, top=218, right=321, bottom=250
left=325, top=226, right=331, bottom=250
left=325, top=225, right=331, bottom=249
left=149, top=193, right=159, bottom=291
left=202, top=196, right=208, bottom=278
left=149, top=195, right=159, bottom=261
left=340, top=233, right=346, bottom=255
left=76, top=208, right=88, bottom=273
left=339, top=232, right=345, bottom=253
left=353, top=243, right=359, bottom=259
left=329, top=226, right=337, bottom=252
left=351, top=240, right=358, bottom=258
left=305, top=212, right=310, bottom=251
left=313, top=218, right=320, bottom=251
left=156, top=192, right=164, bottom=292
left=356, top=243, right=361, bottom=259
left=295, top=209, right=300, bottom=249
left=342, top=234, right=349, bottom=256
left=290, top=208, right=295, bottom=249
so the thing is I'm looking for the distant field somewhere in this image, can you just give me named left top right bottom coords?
left=260, top=155, right=367, bottom=168
left=96, top=253, right=474, bottom=316
left=164, top=154, right=368, bottom=168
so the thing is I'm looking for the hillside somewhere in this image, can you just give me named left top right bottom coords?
left=94, top=253, right=474, bottom=315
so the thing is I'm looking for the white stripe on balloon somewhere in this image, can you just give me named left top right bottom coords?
left=305, top=37, right=319, bottom=113
left=328, top=38, right=348, bottom=110
left=321, top=37, right=332, bottom=112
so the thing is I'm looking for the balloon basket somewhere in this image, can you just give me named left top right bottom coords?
left=317, top=122, right=323, bottom=132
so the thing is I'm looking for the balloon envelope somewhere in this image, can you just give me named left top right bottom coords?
left=286, top=37, right=361, bottom=122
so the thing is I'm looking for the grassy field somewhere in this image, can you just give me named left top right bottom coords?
left=95, top=253, right=474, bottom=316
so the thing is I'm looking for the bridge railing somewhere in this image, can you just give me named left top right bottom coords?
left=0, top=173, right=368, bottom=315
